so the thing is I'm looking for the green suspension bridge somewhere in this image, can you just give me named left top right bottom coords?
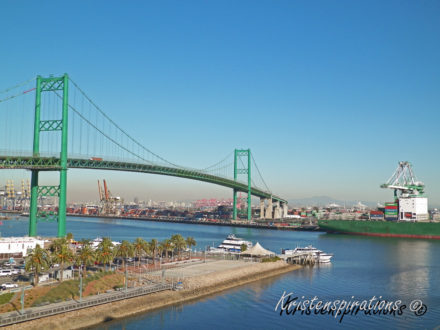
left=0, top=74, right=288, bottom=238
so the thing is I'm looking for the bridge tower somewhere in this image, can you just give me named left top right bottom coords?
left=232, top=149, right=252, bottom=221
left=29, top=74, right=69, bottom=237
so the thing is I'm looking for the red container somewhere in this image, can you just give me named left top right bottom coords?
left=370, top=211, right=384, bottom=215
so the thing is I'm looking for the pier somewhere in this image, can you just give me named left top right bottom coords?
left=278, top=252, right=316, bottom=265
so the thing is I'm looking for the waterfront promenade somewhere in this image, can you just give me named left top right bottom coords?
left=3, top=259, right=300, bottom=329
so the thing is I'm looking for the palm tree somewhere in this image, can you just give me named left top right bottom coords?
left=150, top=239, right=158, bottom=265
left=186, top=237, right=196, bottom=259
left=79, top=238, right=91, bottom=246
left=115, top=240, right=134, bottom=270
left=25, top=244, right=51, bottom=286
left=52, top=243, right=74, bottom=281
left=96, top=237, right=114, bottom=270
left=49, top=237, right=67, bottom=255
left=77, top=244, right=96, bottom=278
left=133, top=238, right=147, bottom=268
left=159, top=240, right=167, bottom=258
left=171, top=234, right=187, bottom=260
left=157, top=244, right=164, bottom=264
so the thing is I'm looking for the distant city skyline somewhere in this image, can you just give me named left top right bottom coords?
left=1, top=1, right=439, bottom=207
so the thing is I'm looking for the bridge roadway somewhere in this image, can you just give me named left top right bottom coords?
left=0, top=156, right=287, bottom=203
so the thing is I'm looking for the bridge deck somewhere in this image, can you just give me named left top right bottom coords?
left=0, top=156, right=287, bottom=203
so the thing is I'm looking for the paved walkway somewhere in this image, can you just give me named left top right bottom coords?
left=0, top=282, right=172, bottom=327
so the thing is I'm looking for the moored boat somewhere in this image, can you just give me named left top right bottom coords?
left=210, top=234, right=253, bottom=253
left=282, top=245, right=333, bottom=263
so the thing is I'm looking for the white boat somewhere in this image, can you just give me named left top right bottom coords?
left=282, top=245, right=333, bottom=263
left=210, top=234, right=253, bottom=253
left=91, top=237, right=121, bottom=249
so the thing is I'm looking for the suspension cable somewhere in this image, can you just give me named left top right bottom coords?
left=68, top=77, right=182, bottom=169
left=202, top=151, right=233, bottom=171
left=251, top=153, right=271, bottom=192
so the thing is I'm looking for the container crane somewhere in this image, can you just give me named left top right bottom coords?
left=380, top=161, right=425, bottom=198
left=97, top=179, right=122, bottom=215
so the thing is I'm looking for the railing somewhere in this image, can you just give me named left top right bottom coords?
left=0, top=283, right=172, bottom=327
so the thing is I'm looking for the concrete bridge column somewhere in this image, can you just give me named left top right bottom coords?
left=282, top=202, right=288, bottom=218
left=259, top=198, right=265, bottom=219
left=265, top=199, right=273, bottom=219
left=274, top=201, right=281, bottom=219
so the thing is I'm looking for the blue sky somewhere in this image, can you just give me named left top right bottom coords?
left=1, top=1, right=439, bottom=206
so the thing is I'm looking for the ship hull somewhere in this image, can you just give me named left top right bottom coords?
left=318, top=220, right=440, bottom=239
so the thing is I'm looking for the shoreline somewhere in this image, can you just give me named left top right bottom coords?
left=67, top=213, right=321, bottom=232
left=6, top=211, right=320, bottom=232
left=8, top=261, right=301, bottom=329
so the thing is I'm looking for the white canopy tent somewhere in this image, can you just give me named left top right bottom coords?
left=241, top=242, right=275, bottom=256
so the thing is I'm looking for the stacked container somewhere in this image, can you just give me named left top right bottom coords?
left=384, top=202, right=398, bottom=221
left=369, top=210, right=384, bottom=220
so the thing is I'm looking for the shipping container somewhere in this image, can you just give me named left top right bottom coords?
left=370, top=211, right=384, bottom=215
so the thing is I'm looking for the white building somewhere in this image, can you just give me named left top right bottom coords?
left=0, top=237, right=47, bottom=258
left=399, top=197, right=429, bottom=221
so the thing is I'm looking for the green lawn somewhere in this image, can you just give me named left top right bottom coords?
left=0, top=293, right=15, bottom=305
left=32, top=271, right=114, bottom=306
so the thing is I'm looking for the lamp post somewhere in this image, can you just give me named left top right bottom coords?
left=125, top=266, right=128, bottom=291
left=11, top=286, right=33, bottom=314
left=79, top=265, right=83, bottom=302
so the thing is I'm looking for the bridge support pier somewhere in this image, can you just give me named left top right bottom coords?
left=259, top=198, right=265, bottom=219
left=265, top=199, right=273, bottom=219
left=274, top=201, right=281, bottom=219
left=281, top=202, right=288, bottom=218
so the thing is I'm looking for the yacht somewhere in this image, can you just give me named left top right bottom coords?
left=282, top=245, right=333, bottom=263
left=211, top=234, right=253, bottom=253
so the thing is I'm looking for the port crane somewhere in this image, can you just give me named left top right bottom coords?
left=97, top=180, right=122, bottom=215
left=380, top=161, right=425, bottom=198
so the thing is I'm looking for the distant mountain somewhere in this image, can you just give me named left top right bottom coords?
left=287, top=196, right=378, bottom=208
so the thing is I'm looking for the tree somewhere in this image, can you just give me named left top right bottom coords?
left=160, top=239, right=173, bottom=260
left=240, top=244, right=248, bottom=252
left=77, top=244, right=95, bottom=278
left=171, top=234, right=187, bottom=260
left=49, top=237, right=67, bottom=255
left=25, top=244, right=50, bottom=286
left=133, top=238, right=148, bottom=268
left=66, top=232, right=74, bottom=242
left=79, top=238, right=91, bottom=246
left=96, top=237, right=114, bottom=270
left=186, top=237, right=196, bottom=259
left=50, top=238, right=74, bottom=281
left=115, top=240, right=134, bottom=270
left=150, top=239, right=158, bottom=265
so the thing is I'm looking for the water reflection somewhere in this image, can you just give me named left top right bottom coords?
left=388, top=240, right=431, bottom=297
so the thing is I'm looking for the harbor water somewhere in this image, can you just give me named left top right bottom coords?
left=2, top=216, right=439, bottom=329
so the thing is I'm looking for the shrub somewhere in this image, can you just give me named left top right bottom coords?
left=0, top=293, right=14, bottom=305
left=261, top=256, right=281, bottom=263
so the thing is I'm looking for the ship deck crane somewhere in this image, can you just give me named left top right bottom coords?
left=380, top=161, right=425, bottom=198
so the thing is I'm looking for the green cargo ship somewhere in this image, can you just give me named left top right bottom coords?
left=318, top=220, right=440, bottom=239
